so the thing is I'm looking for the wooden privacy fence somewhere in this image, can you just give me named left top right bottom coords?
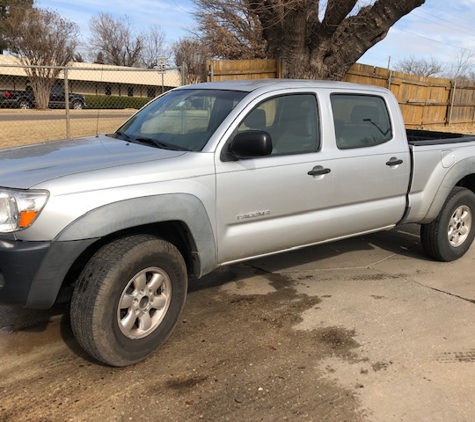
left=207, top=60, right=475, bottom=128
left=207, top=59, right=282, bottom=81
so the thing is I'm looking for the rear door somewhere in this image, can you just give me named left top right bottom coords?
left=49, top=85, right=65, bottom=108
left=327, top=92, right=410, bottom=234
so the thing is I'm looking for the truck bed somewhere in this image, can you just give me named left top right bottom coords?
left=407, top=129, right=475, bottom=146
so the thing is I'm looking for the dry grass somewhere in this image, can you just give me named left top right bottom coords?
left=0, top=109, right=135, bottom=150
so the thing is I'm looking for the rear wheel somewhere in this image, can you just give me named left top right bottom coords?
left=71, top=100, right=84, bottom=110
left=70, top=235, right=187, bottom=366
left=19, top=99, right=31, bottom=109
left=421, top=187, right=475, bottom=262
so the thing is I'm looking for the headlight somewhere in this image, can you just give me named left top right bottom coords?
left=0, top=188, right=49, bottom=233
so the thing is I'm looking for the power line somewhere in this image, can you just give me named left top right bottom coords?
left=423, top=3, right=475, bottom=29
left=392, top=27, right=474, bottom=53
left=416, top=9, right=475, bottom=36
left=412, top=11, right=475, bottom=38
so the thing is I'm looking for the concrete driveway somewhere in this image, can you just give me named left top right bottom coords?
left=1, top=224, right=474, bottom=421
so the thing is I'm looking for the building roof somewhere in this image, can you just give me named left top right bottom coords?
left=0, top=55, right=182, bottom=87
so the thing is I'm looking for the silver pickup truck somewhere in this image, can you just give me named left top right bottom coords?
left=2, top=80, right=475, bottom=366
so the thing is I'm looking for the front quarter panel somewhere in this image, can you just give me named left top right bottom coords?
left=56, top=193, right=217, bottom=277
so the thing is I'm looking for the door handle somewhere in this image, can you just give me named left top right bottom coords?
left=308, top=166, right=331, bottom=176
left=386, top=158, right=403, bottom=166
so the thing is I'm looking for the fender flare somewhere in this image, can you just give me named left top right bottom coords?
left=56, top=193, right=217, bottom=277
left=26, top=194, right=217, bottom=309
left=422, top=157, right=475, bottom=223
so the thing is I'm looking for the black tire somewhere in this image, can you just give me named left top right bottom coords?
left=421, top=187, right=475, bottom=262
left=70, top=234, right=187, bottom=366
left=71, top=100, right=84, bottom=110
left=19, top=99, right=31, bottom=109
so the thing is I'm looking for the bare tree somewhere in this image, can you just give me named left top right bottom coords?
left=88, top=14, right=169, bottom=69
left=4, top=7, right=78, bottom=109
left=443, top=50, right=475, bottom=81
left=193, top=0, right=266, bottom=59
left=192, top=0, right=426, bottom=80
left=141, top=24, right=170, bottom=69
left=173, top=37, right=210, bottom=84
left=395, top=56, right=444, bottom=77
left=88, top=13, right=143, bottom=67
left=0, top=0, right=33, bottom=54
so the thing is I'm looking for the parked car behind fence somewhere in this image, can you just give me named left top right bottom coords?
left=0, top=84, right=86, bottom=109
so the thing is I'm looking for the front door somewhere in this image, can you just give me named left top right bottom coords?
left=215, top=92, right=334, bottom=264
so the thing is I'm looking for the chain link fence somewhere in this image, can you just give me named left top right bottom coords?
left=0, top=62, right=186, bottom=149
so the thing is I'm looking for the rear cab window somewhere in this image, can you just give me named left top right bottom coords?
left=331, top=94, right=393, bottom=150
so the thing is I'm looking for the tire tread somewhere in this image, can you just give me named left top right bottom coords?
left=421, top=187, right=475, bottom=262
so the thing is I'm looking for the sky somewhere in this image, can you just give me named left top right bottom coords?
left=35, top=0, right=475, bottom=71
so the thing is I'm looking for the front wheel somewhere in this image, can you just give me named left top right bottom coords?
left=421, top=187, right=475, bottom=262
left=70, top=235, right=187, bottom=366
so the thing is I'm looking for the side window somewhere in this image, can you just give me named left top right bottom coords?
left=331, top=94, right=393, bottom=150
left=236, top=94, right=319, bottom=155
left=51, top=85, right=62, bottom=95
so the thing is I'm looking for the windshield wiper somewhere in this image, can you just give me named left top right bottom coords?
left=114, top=131, right=133, bottom=142
left=134, top=137, right=189, bottom=151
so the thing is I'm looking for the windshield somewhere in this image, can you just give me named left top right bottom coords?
left=113, top=89, right=247, bottom=151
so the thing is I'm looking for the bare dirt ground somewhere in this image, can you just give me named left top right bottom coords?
left=1, top=265, right=364, bottom=422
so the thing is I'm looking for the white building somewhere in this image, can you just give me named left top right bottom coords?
left=0, top=55, right=183, bottom=98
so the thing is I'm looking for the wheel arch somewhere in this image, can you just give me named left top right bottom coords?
left=56, top=220, right=201, bottom=305
left=421, top=157, right=475, bottom=223
left=56, top=193, right=216, bottom=274
left=28, top=194, right=217, bottom=308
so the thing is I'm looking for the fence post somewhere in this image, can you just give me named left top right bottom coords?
left=209, top=61, right=214, bottom=82
left=276, top=59, right=283, bottom=79
left=447, top=80, right=457, bottom=125
left=387, top=70, right=393, bottom=91
left=64, top=67, right=71, bottom=139
left=180, top=63, right=187, bottom=86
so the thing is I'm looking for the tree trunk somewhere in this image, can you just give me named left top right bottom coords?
left=253, top=0, right=426, bottom=80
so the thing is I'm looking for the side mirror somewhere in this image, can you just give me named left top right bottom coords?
left=226, top=130, right=273, bottom=160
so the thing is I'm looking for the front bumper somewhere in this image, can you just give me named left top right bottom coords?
left=0, top=237, right=97, bottom=309
left=0, top=239, right=51, bottom=305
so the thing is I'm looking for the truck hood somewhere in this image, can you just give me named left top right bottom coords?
left=0, top=135, right=186, bottom=189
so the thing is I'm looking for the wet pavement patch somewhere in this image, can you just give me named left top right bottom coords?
left=315, top=327, right=360, bottom=352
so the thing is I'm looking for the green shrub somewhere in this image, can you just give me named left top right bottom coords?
left=85, top=95, right=152, bottom=110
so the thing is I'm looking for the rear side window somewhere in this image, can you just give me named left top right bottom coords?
left=331, top=94, right=392, bottom=150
